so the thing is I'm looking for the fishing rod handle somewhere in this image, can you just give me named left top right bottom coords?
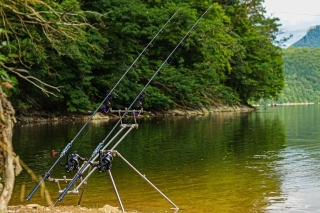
left=25, top=154, right=64, bottom=201
left=25, top=181, right=42, bottom=201
left=25, top=172, right=49, bottom=201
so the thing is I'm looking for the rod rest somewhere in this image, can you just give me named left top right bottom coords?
left=120, top=124, right=139, bottom=129
left=58, top=189, right=79, bottom=195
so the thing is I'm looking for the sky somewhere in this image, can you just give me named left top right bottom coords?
left=264, top=0, right=320, bottom=47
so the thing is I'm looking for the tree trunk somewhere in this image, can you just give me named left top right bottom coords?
left=0, top=88, right=17, bottom=211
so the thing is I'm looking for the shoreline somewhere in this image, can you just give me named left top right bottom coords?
left=253, top=102, right=318, bottom=107
left=15, top=104, right=256, bottom=125
left=7, top=204, right=125, bottom=213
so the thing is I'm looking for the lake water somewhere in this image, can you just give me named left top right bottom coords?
left=10, top=105, right=320, bottom=212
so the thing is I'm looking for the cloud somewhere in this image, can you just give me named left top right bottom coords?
left=264, top=0, right=320, bottom=46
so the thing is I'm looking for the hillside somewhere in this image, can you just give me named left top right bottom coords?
left=292, top=25, right=320, bottom=47
left=280, top=47, right=320, bottom=103
left=268, top=25, right=320, bottom=105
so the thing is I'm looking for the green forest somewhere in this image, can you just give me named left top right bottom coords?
left=278, top=47, right=320, bottom=104
left=266, top=25, right=320, bottom=105
left=0, top=0, right=285, bottom=112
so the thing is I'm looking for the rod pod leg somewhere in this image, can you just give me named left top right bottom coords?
left=108, top=169, right=125, bottom=213
left=77, top=165, right=92, bottom=206
left=115, top=151, right=179, bottom=211
left=77, top=182, right=87, bottom=206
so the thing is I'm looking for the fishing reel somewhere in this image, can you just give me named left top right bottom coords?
left=97, top=151, right=113, bottom=173
left=65, top=152, right=80, bottom=172
left=55, top=151, right=87, bottom=173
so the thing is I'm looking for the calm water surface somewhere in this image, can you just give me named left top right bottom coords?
left=11, top=105, right=320, bottom=212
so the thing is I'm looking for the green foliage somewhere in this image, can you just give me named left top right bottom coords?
left=149, top=3, right=237, bottom=108
left=279, top=47, right=320, bottom=103
left=217, top=85, right=240, bottom=105
left=0, top=0, right=107, bottom=111
left=223, top=0, right=284, bottom=104
left=1, top=0, right=284, bottom=112
left=0, top=29, right=17, bottom=92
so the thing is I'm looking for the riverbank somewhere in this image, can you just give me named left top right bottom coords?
left=7, top=204, right=125, bottom=213
left=15, top=104, right=256, bottom=125
left=253, top=102, right=317, bottom=107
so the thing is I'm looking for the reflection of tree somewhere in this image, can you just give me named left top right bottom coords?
left=224, top=112, right=286, bottom=156
left=110, top=113, right=288, bottom=211
left=202, top=112, right=287, bottom=212
left=122, top=112, right=287, bottom=212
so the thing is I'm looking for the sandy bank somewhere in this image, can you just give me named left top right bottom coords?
left=7, top=204, right=127, bottom=213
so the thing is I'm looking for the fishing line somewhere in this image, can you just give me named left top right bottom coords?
left=25, top=9, right=180, bottom=202
left=167, top=44, right=184, bottom=67
left=54, top=5, right=212, bottom=205
left=74, top=126, right=91, bottom=150
left=163, top=28, right=193, bottom=67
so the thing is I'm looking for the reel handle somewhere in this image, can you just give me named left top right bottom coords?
left=25, top=181, right=41, bottom=201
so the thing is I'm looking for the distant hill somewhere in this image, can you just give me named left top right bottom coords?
left=280, top=47, right=320, bottom=104
left=270, top=25, right=320, bottom=105
left=292, top=25, right=320, bottom=47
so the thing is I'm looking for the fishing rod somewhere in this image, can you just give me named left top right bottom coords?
left=25, top=9, right=180, bottom=202
left=54, top=5, right=212, bottom=205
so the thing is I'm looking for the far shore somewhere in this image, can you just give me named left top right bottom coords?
left=15, top=103, right=256, bottom=125
left=253, top=102, right=318, bottom=107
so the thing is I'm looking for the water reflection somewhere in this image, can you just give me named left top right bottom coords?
left=265, top=105, right=320, bottom=213
left=11, top=107, right=311, bottom=212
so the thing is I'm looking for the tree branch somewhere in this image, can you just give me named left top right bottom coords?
left=2, top=65, right=61, bottom=97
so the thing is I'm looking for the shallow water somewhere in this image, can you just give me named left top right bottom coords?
left=11, top=105, right=320, bottom=212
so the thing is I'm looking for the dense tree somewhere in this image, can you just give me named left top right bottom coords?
left=279, top=47, right=320, bottom=104
left=0, top=0, right=285, bottom=111
left=0, top=0, right=107, bottom=111
left=222, top=0, right=284, bottom=104
left=0, top=0, right=104, bottom=210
